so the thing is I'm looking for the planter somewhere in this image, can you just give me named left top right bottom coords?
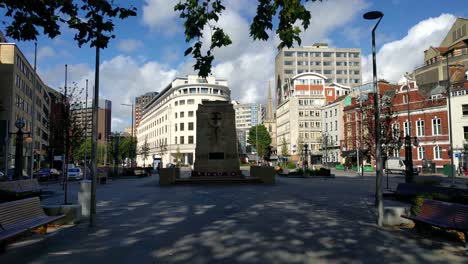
left=43, top=204, right=82, bottom=225
left=250, top=166, right=275, bottom=184
left=159, top=168, right=179, bottom=185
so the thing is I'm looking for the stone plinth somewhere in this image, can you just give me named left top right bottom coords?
left=251, top=166, right=276, bottom=184
left=159, top=168, right=179, bottom=185
left=193, top=101, right=241, bottom=176
left=43, top=204, right=82, bottom=225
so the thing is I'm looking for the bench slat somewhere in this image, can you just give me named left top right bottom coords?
left=0, top=215, right=65, bottom=241
left=0, top=197, right=47, bottom=229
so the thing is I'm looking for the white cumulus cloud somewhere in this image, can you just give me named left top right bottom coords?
left=117, top=39, right=144, bottom=53
left=362, top=13, right=457, bottom=83
left=142, top=0, right=179, bottom=29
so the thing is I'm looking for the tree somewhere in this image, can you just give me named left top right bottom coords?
left=297, top=135, right=304, bottom=159
left=120, top=136, right=137, bottom=166
left=1, top=1, right=137, bottom=49
left=175, top=145, right=182, bottom=166
left=175, top=0, right=320, bottom=77
left=280, top=136, right=289, bottom=157
left=156, top=140, right=168, bottom=159
left=248, top=125, right=271, bottom=159
left=140, top=137, right=150, bottom=167
left=362, top=93, right=398, bottom=162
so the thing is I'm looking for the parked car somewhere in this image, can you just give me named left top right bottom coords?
left=34, top=168, right=61, bottom=181
left=67, top=167, right=83, bottom=180
left=385, top=157, right=418, bottom=175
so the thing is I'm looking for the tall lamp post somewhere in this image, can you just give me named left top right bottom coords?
left=404, top=73, right=416, bottom=183
left=10, top=118, right=31, bottom=180
left=363, top=10, right=384, bottom=226
left=121, top=102, right=135, bottom=167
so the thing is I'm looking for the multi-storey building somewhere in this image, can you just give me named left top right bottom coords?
left=450, top=75, right=468, bottom=170
left=233, top=102, right=264, bottom=153
left=342, top=81, right=452, bottom=170
left=275, top=43, right=362, bottom=105
left=0, top=42, right=51, bottom=173
left=414, top=17, right=467, bottom=87
left=321, top=95, right=347, bottom=165
left=134, top=92, right=158, bottom=135
left=276, top=72, right=350, bottom=162
left=136, top=75, right=231, bottom=166
left=71, top=99, right=112, bottom=144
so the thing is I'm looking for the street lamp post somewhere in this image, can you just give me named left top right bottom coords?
left=404, top=73, right=415, bottom=183
left=303, top=143, right=309, bottom=176
left=10, top=119, right=31, bottom=180
left=364, top=10, right=384, bottom=226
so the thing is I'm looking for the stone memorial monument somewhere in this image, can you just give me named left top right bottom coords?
left=193, top=101, right=241, bottom=177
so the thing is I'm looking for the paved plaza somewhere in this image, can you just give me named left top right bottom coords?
left=1, top=172, right=467, bottom=263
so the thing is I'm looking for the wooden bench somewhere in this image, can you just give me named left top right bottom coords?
left=0, top=197, right=65, bottom=251
left=134, top=169, right=149, bottom=177
left=0, top=179, right=43, bottom=201
left=401, top=199, right=468, bottom=248
left=395, top=183, right=467, bottom=198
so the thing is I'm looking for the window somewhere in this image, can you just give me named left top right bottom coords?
left=188, top=122, right=194, bottom=130
left=180, top=112, right=184, bottom=118
left=284, top=70, right=294, bottom=74
left=434, top=146, right=442, bottom=160
left=431, top=94, right=442, bottom=100
left=432, top=118, right=442, bottom=135
left=325, top=112, right=327, bottom=118
left=325, top=123, right=328, bottom=132
left=284, top=60, right=293, bottom=65
left=175, top=113, right=178, bottom=118
left=464, top=126, right=468, bottom=140
left=180, top=136, right=184, bottom=144
left=188, top=111, right=194, bottom=117
left=324, top=70, right=332, bottom=75
left=201, top=88, right=209, bottom=93
left=404, top=121, right=410, bottom=136
left=323, top=52, right=332, bottom=57
left=462, top=104, right=468, bottom=116
left=335, top=120, right=338, bottom=131
left=175, top=124, right=177, bottom=131
left=175, top=101, right=178, bottom=106
left=334, top=109, right=337, bottom=116
left=179, top=100, right=185, bottom=105
left=188, top=136, right=194, bottom=144
left=189, top=88, right=197, bottom=94
left=417, top=146, right=426, bottom=160
left=284, top=51, right=294, bottom=57
left=187, top=99, right=195, bottom=104
left=180, top=123, right=184, bottom=131
left=416, top=120, right=425, bottom=137
left=327, top=90, right=332, bottom=96
left=402, top=94, right=408, bottom=104
left=323, top=61, right=332, bottom=66
left=175, top=137, right=177, bottom=144
left=392, top=123, right=400, bottom=139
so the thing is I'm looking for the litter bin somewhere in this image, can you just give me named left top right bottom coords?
left=78, top=180, right=91, bottom=217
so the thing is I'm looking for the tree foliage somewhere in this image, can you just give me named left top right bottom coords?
left=280, top=136, right=288, bottom=157
left=175, top=0, right=320, bottom=77
left=0, top=0, right=137, bottom=48
left=140, top=137, right=150, bottom=166
left=248, top=125, right=272, bottom=159
left=362, top=94, right=399, bottom=159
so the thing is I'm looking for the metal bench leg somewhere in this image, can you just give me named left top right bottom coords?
left=0, top=241, right=6, bottom=253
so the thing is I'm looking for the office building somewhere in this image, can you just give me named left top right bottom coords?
left=135, top=91, right=158, bottom=135
left=276, top=72, right=351, bottom=162
left=0, top=42, right=51, bottom=172
left=71, top=99, right=112, bottom=144
left=136, top=75, right=231, bottom=166
left=275, top=43, right=362, bottom=105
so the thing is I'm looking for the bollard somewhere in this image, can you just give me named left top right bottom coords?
left=78, top=180, right=92, bottom=217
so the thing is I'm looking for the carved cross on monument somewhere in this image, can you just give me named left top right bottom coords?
left=210, top=112, right=222, bottom=143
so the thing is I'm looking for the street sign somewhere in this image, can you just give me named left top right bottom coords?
left=54, top=155, right=63, bottom=161
left=455, top=153, right=461, bottom=158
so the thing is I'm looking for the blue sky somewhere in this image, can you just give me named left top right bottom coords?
left=3, top=0, right=467, bottom=131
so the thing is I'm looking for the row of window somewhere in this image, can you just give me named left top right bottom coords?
left=177, top=87, right=226, bottom=96
left=284, top=51, right=360, bottom=58
left=298, top=99, right=325, bottom=106
left=295, top=79, right=324, bottom=85
left=174, top=122, right=194, bottom=132
left=325, top=121, right=338, bottom=132
left=299, top=110, right=321, bottom=117
left=416, top=146, right=443, bottom=160
left=324, top=109, right=338, bottom=118
left=392, top=118, right=443, bottom=137
left=174, top=136, right=194, bottom=144
left=16, top=54, right=34, bottom=82
left=175, top=111, right=195, bottom=118
left=299, top=132, right=322, bottom=140
left=285, top=61, right=361, bottom=67
left=299, top=121, right=322, bottom=129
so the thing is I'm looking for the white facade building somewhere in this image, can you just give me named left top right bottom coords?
left=233, top=102, right=264, bottom=153
left=276, top=72, right=350, bottom=162
left=450, top=86, right=468, bottom=170
left=136, top=75, right=231, bottom=166
left=321, top=96, right=347, bottom=164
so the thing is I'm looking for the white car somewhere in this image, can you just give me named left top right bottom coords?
left=67, top=167, right=83, bottom=180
